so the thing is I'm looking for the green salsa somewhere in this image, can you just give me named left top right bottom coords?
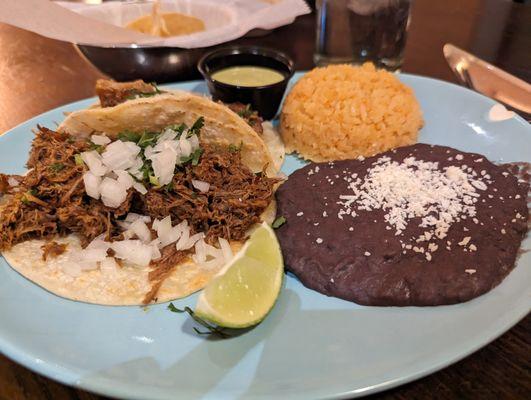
left=211, top=66, right=285, bottom=87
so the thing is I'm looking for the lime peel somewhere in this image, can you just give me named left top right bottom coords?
left=195, top=222, right=284, bottom=329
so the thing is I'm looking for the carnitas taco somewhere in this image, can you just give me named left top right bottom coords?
left=0, top=79, right=284, bottom=305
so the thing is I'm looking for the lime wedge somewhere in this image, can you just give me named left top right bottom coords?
left=195, top=222, right=284, bottom=329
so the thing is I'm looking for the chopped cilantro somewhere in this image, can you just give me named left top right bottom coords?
left=118, top=130, right=141, bottom=143
left=166, top=123, right=187, bottom=135
left=237, top=104, right=253, bottom=119
left=191, top=148, right=203, bottom=166
left=134, top=91, right=158, bottom=99
left=137, top=131, right=159, bottom=148
left=140, top=162, right=153, bottom=181
left=117, top=130, right=158, bottom=148
left=189, top=117, right=204, bottom=136
left=165, top=181, right=174, bottom=192
left=126, top=84, right=163, bottom=100
left=180, top=148, right=203, bottom=165
left=150, top=83, right=163, bottom=94
left=167, top=303, right=181, bottom=313
left=49, top=162, right=65, bottom=172
left=180, top=154, right=192, bottom=164
left=74, top=154, right=84, bottom=166
left=272, top=216, right=286, bottom=229
left=88, top=142, right=103, bottom=153
left=167, top=304, right=230, bottom=338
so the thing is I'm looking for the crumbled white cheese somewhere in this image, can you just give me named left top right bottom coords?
left=336, top=156, right=486, bottom=245
left=458, top=236, right=471, bottom=246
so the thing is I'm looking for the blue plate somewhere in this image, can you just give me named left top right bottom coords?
left=0, top=73, right=529, bottom=399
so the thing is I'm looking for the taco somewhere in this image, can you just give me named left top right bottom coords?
left=0, top=80, right=283, bottom=305
left=60, top=79, right=285, bottom=174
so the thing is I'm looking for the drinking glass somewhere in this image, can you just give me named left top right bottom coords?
left=315, top=0, right=412, bottom=71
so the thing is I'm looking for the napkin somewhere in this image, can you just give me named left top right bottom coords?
left=0, top=0, right=311, bottom=48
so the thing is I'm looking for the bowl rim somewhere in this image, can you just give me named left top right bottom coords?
left=197, top=45, right=295, bottom=90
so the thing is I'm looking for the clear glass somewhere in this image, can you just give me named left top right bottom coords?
left=314, top=0, right=412, bottom=71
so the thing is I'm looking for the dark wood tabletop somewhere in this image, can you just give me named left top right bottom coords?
left=0, top=1, right=530, bottom=399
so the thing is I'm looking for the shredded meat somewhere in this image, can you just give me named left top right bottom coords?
left=0, top=193, right=57, bottom=249
left=0, top=124, right=277, bottom=303
left=0, top=126, right=125, bottom=250
left=0, top=174, right=9, bottom=194
left=143, top=246, right=189, bottom=304
left=225, top=102, right=264, bottom=134
left=41, top=241, right=67, bottom=261
left=142, top=144, right=278, bottom=243
left=96, top=79, right=157, bottom=107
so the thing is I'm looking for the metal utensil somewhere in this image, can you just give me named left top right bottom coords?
left=443, top=44, right=531, bottom=118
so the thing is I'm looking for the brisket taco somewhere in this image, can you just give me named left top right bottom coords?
left=0, top=80, right=284, bottom=305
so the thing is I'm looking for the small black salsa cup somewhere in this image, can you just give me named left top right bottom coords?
left=198, top=46, right=294, bottom=120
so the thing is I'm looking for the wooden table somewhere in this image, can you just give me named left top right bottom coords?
left=0, top=1, right=530, bottom=399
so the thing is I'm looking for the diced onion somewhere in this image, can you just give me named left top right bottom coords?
left=132, top=181, right=148, bottom=194
left=78, top=248, right=108, bottom=263
left=100, top=257, right=119, bottom=275
left=91, top=134, right=111, bottom=146
left=127, top=157, right=144, bottom=180
left=155, top=216, right=187, bottom=247
left=186, top=232, right=204, bottom=249
left=204, top=242, right=223, bottom=259
left=83, top=171, right=102, bottom=199
left=144, top=145, right=155, bottom=159
left=118, top=213, right=150, bottom=230
left=125, top=213, right=151, bottom=224
left=150, top=147, right=177, bottom=186
left=122, top=230, right=135, bottom=239
left=100, top=177, right=128, bottom=208
left=188, top=134, right=199, bottom=150
left=123, top=141, right=142, bottom=156
left=157, top=129, right=177, bottom=143
left=154, top=216, right=172, bottom=240
left=193, top=239, right=207, bottom=264
left=130, top=219, right=152, bottom=243
left=86, top=236, right=110, bottom=251
left=152, top=139, right=179, bottom=154
left=150, top=240, right=162, bottom=260
left=115, top=170, right=134, bottom=190
left=102, top=141, right=140, bottom=171
left=179, top=135, right=192, bottom=157
left=192, top=179, right=210, bottom=193
left=111, top=240, right=152, bottom=267
left=175, top=222, right=191, bottom=250
left=218, top=237, right=233, bottom=262
left=81, top=151, right=107, bottom=177
left=75, top=243, right=108, bottom=271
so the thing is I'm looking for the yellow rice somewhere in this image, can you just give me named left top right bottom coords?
left=280, top=63, right=423, bottom=162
